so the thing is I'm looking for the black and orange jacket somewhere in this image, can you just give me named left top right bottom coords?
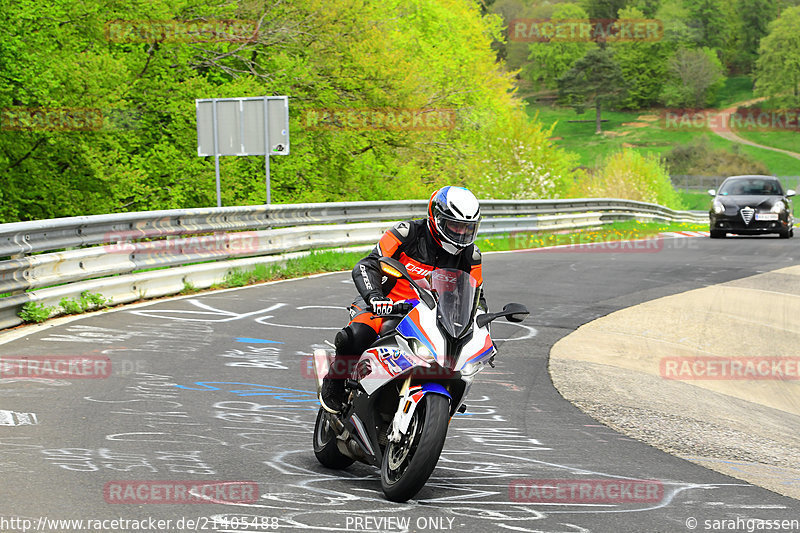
left=352, top=219, right=486, bottom=308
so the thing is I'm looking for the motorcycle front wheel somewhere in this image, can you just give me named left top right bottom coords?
left=313, top=407, right=355, bottom=469
left=380, top=393, right=450, bottom=502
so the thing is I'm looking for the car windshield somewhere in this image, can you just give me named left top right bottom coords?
left=718, top=178, right=782, bottom=196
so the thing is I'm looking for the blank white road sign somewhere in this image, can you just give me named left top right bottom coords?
left=196, top=96, right=289, bottom=156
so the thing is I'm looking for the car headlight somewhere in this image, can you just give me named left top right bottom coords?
left=770, top=202, right=786, bottom=214
left=713, top=201, right=725, bottom=215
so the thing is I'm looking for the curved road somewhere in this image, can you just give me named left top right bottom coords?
left=0, top=234, right=799, bottom=532
left=709, top=97, right=800, bottom=162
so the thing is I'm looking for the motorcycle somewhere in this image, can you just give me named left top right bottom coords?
left=311, top=257, right=529, bottom=502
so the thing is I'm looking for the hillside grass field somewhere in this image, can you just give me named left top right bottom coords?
left=526, top=77, right=800, bottom=179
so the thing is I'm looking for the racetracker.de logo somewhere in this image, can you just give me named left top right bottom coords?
left=660, top=356, right=800, bottom=380
left=103, top=481, right=259, bottom=504
left=661, top=108, right=800, bottom=132
left=509, top=479, right=664, bottom=503
left=508, top=18, right=663, bottom=42
left=0, top=356, right=111, bottom=379
left=105, top=19, right=259, bottom=43
left=1, top=107, right=104, bottom=132
left=103, top=230, right=261, bottom=256
left=301, top=354, right=460, bottom=381
left=301, top=108, right=457, bottom=131
left=520, top=234, right=665, bottom=253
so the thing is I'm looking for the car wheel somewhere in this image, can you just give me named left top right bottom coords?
left=710, top=230, right=726, bottom=239
left=779, top=228, right=792, bottom=238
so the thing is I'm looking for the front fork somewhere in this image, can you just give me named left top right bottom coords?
left=387, top=376, right=451, bottom=442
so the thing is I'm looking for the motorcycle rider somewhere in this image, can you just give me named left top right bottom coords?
left=319, top=185, right=486, bottom=413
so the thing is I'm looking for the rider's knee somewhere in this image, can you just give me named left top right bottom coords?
left=335, top=322, right=377, bottom=357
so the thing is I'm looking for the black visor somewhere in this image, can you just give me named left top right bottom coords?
left=436, top=214, right=479, bottom=247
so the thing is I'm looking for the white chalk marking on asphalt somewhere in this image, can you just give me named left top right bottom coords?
left=0, top=410, right=39, bottom=426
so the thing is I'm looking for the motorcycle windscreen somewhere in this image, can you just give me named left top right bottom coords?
left=430, top=268, right=479, bottom=338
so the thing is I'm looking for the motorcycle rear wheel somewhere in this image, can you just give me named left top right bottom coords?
left=380, top=394, right=450, bottom=502
left=313, top=407, right=355, bottom=469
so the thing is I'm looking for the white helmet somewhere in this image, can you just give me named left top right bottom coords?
left=427, top=186, right=482, bottom=255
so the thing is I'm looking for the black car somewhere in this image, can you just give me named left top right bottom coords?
left=708, top=175, right=795, bottom=238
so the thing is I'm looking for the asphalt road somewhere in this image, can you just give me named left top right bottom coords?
left=0, top=234, right=799, bottom=533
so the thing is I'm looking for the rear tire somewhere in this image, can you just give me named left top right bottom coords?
left=313, top=408, right=354, bottom=469
left=380, top=394, right=450, bottom=502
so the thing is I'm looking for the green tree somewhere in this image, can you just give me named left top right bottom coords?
left=755, top=5, right=800, bottom=106
left=629, top=0, right=663, bottom=17
left=609, top=6, right=672, bottom=109
left=683, top=0, right=737, bottom=65
left=579, top=0, right=631, bottom=19
left=734, top=0, right=780, bottom=73
left=558, top=46, right=628, bottom=134
left=526, top=3, right=596, bottom=90
left=656, top=0, right=704, bottom=48
left=660, top=47, right=725, bottom=107
left=0, top=0, right=583, bottom=222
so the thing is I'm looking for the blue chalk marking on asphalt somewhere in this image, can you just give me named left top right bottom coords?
left=173, top=382, right=318, bottom=402
left=235, top=337, right=283, bottom=344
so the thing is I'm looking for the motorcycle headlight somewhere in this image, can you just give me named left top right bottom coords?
left=770, top=202, right=786, bottom=214
left=410, top=339, right=435, bottom=362
left=461, top=361, right=482, bottom=377
left=713, top=201, right=725, bottom=215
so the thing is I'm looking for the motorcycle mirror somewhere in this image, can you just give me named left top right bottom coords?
left=476, top=303, right=529, bottom=328
left=502, top=303, right=529, bottom=323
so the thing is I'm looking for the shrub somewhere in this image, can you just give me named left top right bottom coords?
left=568, top=149, right=685, bottom=209
left=19, top=302, right=56, bottom=323
left=664, top=137, right=770, bottom=176
left=59, top=291, right=109, bottom=315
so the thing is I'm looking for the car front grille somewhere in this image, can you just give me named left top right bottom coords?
left=740, top=206, right=755, bottom=225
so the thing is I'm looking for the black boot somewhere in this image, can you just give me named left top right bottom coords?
left=319, top=376, right=345, bottom=414
left=319, top=323, right=377, bottom=413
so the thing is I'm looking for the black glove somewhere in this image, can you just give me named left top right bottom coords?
left=369, top=297, right=394, bottom=316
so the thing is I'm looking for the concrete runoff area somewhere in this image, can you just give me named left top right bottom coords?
left=550, top=265, right=800, bottom=500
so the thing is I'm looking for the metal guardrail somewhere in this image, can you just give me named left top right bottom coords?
left=0, top=199, right=705, bottom=330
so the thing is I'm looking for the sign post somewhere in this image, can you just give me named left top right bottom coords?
left=196, top=96, right=289, bottom=206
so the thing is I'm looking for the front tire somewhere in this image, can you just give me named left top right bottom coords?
left=710, top=229, right=726, bottom=238
left=380, top=394, right=450, bottom=502
left=779, top=227, right=793, bottom=238
left=313, top=408, right=354, bottom=469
